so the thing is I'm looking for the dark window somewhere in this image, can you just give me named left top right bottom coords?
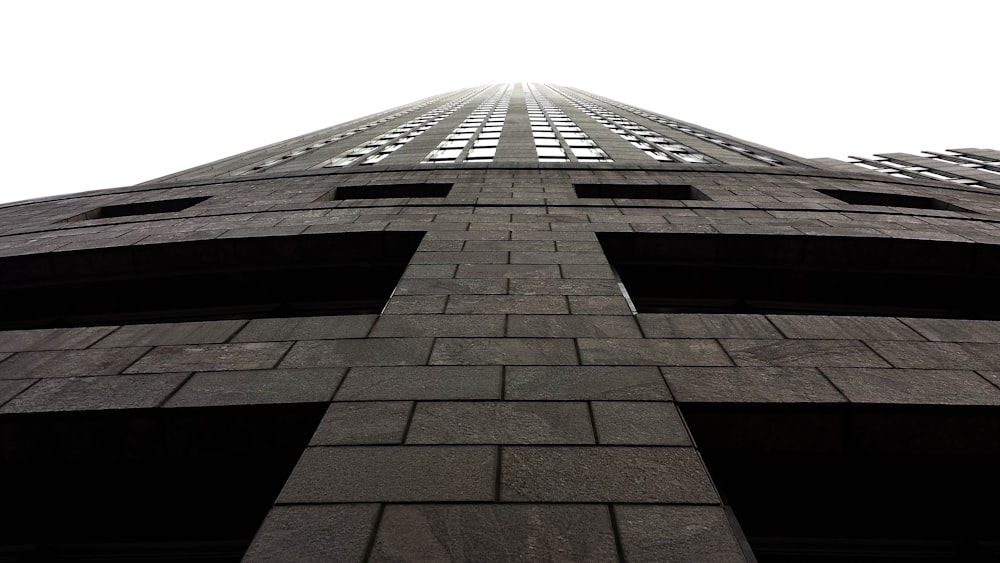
left=0, top=403, right=326, bottom=561
left=598, top=232, right=1000, bottom=319
left=61, top=196, right=210, bottom=222
left=682, top=403, right=1000, bottom=562
left=818, top=189, right=973, bottom=213
left=574, top=183, right=709, bottom=200
left=0, top=231, right=424, bottom=329
left=316, top=183, right=452, bottom=201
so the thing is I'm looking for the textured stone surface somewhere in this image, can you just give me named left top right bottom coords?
left=0, top=373, right=187, bottom=412
left=0, top=326, right=116, bottom=352
left=371, top=504, right=618, bottom=562
left=282, top=338, right=433, bottom=367
left=243, top=504, right=379, bottom=563
left=0, top=347, right=150, bottom=379
left=430, top=338, right=578, bottom=365
left=615, top=505, right=749, bottom=562
left=233, top=315, right=377, bottom=342
left=335, top=366, right=502, bottom=400
left=867, top=341, right=1000, bottom=370
left=591, top=402, right=690, bottom=445
left=279, top=446, right=497, bottom=502
left=370, top=314, right=505, bottom=337
left=311, top=401, right=412, bottom=444
left=407, top=401, right=595, bottom=444
left=507, top=315, right=642, bottom=338
left=0, top=378, right=35, bottom=406
left=125, top=342, right=289, bottom=373
left=663, top=366, right=846, bottom=403
left=821, top=367, right=1000, bottom=404
left=767, top=315, right=922, bottom=340
left=900, top=317, right=1000, bottom=342
left=506, top=366, right=671, bottom=400
left=94, top=320, right=247, bottom=347
left=165, top=367, right=346, bottom=407
left=501, top=446, right=718, bottom=503
left=579, top=338, right=731, bottom=366
left=721, top=339, right=890, bottom=367
left=639, top=314, right=781, bottom=338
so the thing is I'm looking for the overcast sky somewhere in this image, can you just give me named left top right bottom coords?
left=2, top=0, right=996, bottom=205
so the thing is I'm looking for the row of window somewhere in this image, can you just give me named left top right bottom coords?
left=551, top=87, right=713, bottom=164
left=316, top=87, right=492, bottom=169
left=571, top=87, right=790, bottom=166
left=422, top=84, right=513, bottom=164
left=525, top=85, right=612, bottom=163
left=237, top=93, right=454, bottom=175
left=850, top=151, right=999, bottom=190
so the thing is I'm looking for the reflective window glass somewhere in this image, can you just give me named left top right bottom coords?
left=427, top=148, right=462, bottom=160
left=467, top=148, right=496, bottom=159
left=537, top=147, right=566, bottom=158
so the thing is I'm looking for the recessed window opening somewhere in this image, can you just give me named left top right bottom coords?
left=575, top=183, right=709, bottom=200
left=818, top=189, right=973, bottom=213
left=316, top=183, right=452, bottom=201
left=0, top=231, right=424, bottom=329
left=0, top=404, right=327, bottom=561
left=598, top=232, right=1000, bottom=319
left=681, top=403, right=1000, bottom=562
left=61, top=196, right=210, bottom=223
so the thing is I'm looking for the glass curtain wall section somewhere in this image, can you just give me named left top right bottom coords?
left=525, top=84, right=611, bottom=163
left=313, top=87, right=491, bottom=169
left=422, top=84, right=513, bottom=164
left=549, top=86, right=715, bottom=164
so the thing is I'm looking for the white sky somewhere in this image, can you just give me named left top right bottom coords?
left=2, top=0, right=997, bottom=205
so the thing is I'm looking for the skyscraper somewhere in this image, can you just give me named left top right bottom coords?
left=1, top=83, right=999, bottom=561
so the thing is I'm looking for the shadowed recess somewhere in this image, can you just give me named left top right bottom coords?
left=682, top=403, right=1000, bottom=562
left=0, top=231, right=424, bottom=329
left=0, top=403, right=327, bottom=562
left=598, top=233, right=1000, bottom=319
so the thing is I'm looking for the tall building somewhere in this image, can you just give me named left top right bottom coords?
left=1, top=83, right=999, bottom=561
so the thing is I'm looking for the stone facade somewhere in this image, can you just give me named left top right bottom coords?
left=1, top=84, right=999, bottom=561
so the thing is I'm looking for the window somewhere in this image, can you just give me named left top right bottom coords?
left=682, top=403, right=1000, bottom=562
left=598, top=232, right=1000, bottom=319
left=0, top=231, right=424, bottom=329
left=0, top=404, right=327, bottom=560
left=818, top=189, right=974, bottom=213
left=61, top=196, right=210, bottom=223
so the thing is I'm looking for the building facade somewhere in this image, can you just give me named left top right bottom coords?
left=1, top=83, right=999, bottom=561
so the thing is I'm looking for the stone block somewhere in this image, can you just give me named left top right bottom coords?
left=243, top=504, right=379, bottom=563
left=335, top=366, right=502, bottom=400
left=591, top=402, right=690, bottom=445
left=446, top=296, right=569, bottom=314
left=407, top=401, right=594, bottom=444
left=821, top=367, right=1000, bottom=404
left=901, top=318, right=1000, bottom=342
left=0, top=326, right=116, bottom=352
left=165, top=367, right=346, bottom=407
left=278, top=446, right=496, bottom=502
left=281, top=338, right=433, bottom=367
left=506, top=366, right=671, bottom=400
left=125, top=342, right=290, bottom=373
left=867, top=341, right=1000, bottom=370
left=232, top=315, right=377, bottom=342
left=768, top=315, right=922, bottom=340
left=721, top=339, right=890, bottom=367
left=579, top=338, right=731, bottom=366
left=639, top=314, right=781, bottom=339
left=311, top=401, right=413, bottom=445
left=507, top=315, right=642, bottom=338
left=371, top=314, right=505, bottom=337
left=615, top=505, right=749, bottom=563
left=370, top=504, right=618, bottom=562
left=0, top=347, right=150, bottom=379
left=662, top=366, right=845, bottom=403
left=0, top=373, right=187, bottom=413
left=501, top=446, right=717, bottom=503
left=430, top=338, right=578, bottom=365
left=95, top=320, right=247, bottom=347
